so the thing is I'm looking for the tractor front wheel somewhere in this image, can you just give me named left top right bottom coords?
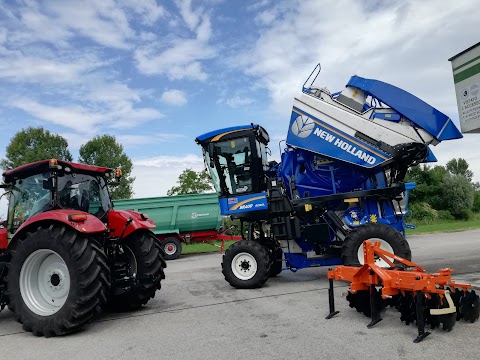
left=341, top=222, right=411, bottom=267
left=7, top=224, right=110, bottom=337
left=106, top=231, right=166, bottom=311
left=222, top=240, right=271, bottom=289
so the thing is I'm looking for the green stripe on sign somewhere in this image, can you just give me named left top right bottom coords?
left=454, top=62, right=480, bottom=83
left=452, top=53, right=480, bottom=72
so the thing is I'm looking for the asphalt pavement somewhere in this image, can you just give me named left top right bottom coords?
left=1, top=229, right=479, bottom=360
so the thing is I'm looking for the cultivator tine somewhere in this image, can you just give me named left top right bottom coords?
left=326, top=240, right=480, bottom=343
left=413, top=291, right=430, bottom=343
left=367, top=280, right=384, bottom=328
left=325, top=276, right=340, bottom=319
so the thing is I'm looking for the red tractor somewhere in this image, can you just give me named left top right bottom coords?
left=0, top=159, right=166, bottom=337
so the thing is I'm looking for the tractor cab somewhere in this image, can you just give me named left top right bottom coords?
left=196, top=125, right=270, bottom=217
left=2, top=159, right=115, bottom=237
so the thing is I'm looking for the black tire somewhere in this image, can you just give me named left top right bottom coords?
left=222, top=240, right=271, bottom=289
left=161, top=237, right=182, bottom=260
left=106, top=231, right=166, bottom=311
left=7, top=224, right=110, bottom=337
left=341, top=223, right=411, bottom=266
left=269, top=246, right=283, bottom=277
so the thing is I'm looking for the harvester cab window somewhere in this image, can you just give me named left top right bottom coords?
left=211, top=137, right=253, bottom=195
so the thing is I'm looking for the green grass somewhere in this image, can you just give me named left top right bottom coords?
left=406, top=217, right=480, bottom=235
left=181, top=240, right=237, bottom=255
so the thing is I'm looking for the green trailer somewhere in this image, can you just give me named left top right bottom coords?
left=113, top=193, right=240, bottom=259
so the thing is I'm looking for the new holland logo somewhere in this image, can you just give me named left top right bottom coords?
left=291, top=115, right=315, bottom=138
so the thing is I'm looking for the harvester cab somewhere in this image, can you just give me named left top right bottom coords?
left=196, top=125, right=271, bottom=219
left=0, top=159, right=166, bottom=337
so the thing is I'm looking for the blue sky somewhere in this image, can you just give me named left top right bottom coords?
left=0, top=0, right=479, bottom=211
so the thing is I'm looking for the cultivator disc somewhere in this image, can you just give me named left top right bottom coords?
left=326, top=241, right=480, bottom=343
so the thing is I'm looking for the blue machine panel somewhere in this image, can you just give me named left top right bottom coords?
left=286, top=107, right=392, bottom=168
left=219, top=192, right=268, bottom=216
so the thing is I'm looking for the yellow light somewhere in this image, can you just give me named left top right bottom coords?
left=305, top=204, right=312, bottom=212
left=68, top=214, right=87, bottom=222
left=115, top=168, right=123, bottom=178
left=49, top=159, right=58, bottom=168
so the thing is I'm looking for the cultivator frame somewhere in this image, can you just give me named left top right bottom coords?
left=326, top=241, right=479, bottom=342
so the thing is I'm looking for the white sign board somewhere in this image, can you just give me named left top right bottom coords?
left=449, top=42, right=480, bottom=133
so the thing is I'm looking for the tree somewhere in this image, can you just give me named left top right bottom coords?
left=0, top=127, right=72, bottom=170
left=441, top=173, right=474, bottom=219
left=78, top=135, right=134, bottom=200
left=446, top=158, right=473, bottom=181
left=167, top=169, right=213, bottom=196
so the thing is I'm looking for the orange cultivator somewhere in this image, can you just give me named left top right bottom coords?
left=326, top=241, right=480, bottom=343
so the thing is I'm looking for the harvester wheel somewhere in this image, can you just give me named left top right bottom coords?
left=7, top=224, right=110, bottom=337
left=341, top=223, right=411, bottom=267
left=222, top=240, right=271, bottom=289
left=161, top=237, right=182, bottom=260
left=269, top=246, right=283, bottom=277
left=105, top=231, right=166, bottom=311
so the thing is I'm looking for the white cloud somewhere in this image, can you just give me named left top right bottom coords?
left=12, top=98, right=103, bottom=133
left=176, top=0, right=202, bottom=31
left=119, top=0, right=166, bottom=26
left=132, top=154, right=206, bottom=197
left=0, top=54, right=102, bottom=84
left=161, top=89, right=188, bottom=106
left=134, top=2, right=215, bottom=80
left=12, top=96, right=162, bottom=134
left=117, top=133, right=185, bottom=146
left=225, top=96, right=254, bottom=108
left=134, top=154, right=204, bottom=168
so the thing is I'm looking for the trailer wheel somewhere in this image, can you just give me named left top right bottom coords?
left=161, top=237, right=182, bottom=260
left=7, top=224, right=110, bottom=337
left=106, top=231, right=166, bottom=311
left=341, top=223, right=411, bottom=267
left=222, top=240, right=271, bottom=289
left=269, top=246, right=283, bottom=277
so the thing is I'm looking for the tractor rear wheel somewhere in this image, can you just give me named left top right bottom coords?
left=105, top=231, right=166, bottom=311
left=222, top=240, right=271, bottom=289
left=161, top=237, right=182, bottom=260
left=7, top=224, right=110, bottom=337
left=341, top=222, right=411, bottom=267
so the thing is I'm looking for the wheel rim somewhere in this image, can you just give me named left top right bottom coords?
left=231, top=252, right=257, bottom=280
left=164, top=242, right=177, bottom=256
left=357, top=239, right=394, bottom=267
left=20, top=249, right=70, bottom=316
left=123, top=245, right=138, bottom=277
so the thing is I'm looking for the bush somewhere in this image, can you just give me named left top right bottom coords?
left=409, top=202, right=438, bottom=222
left=436, top=210, right=455, bottom=221
left=455, top=208, right=474, bottom=221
